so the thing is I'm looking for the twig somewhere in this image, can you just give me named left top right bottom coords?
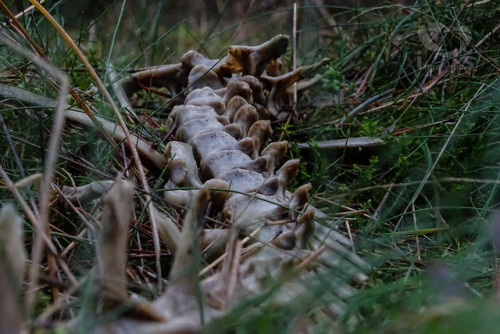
left=296, top=137, right=385, bottom=150
left=335, top=89, right=394, bottom=124
left=13, top=0, right=45, bottom=18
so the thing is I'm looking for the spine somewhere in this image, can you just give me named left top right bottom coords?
left=56, top=35, right=366, bottom=332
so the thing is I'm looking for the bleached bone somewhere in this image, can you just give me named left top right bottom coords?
left=219, top=168, right=279, bottom=195
left=191, top=131, right=255, bottom=160
left=261, top=58, right=330, bottom=118
left=225, top=34, right=289, bottom=76
left=168, top=104, right=219, bottom=125
left=176, top=116, right=242, bottom=142
left=201, top=149, right=267, bottom=179
left=65, top=109, right=168, bottom=172
left=184, top=87, right=226, bottom=115
left=164, top=141, right=203, bottom=187
left=121, top=63, right=183, bottom=97
left=180, top=34, right=289, bottom=78
left=38, top=35, right=367, bottom=333
left=187, top=64, right=224, bottom=92
left=61, top=180, right=115, bottom=206
left=225, top=95, right=248, bottom=122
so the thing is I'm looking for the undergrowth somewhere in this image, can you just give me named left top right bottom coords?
left=0, top=0, right=499, bottom=333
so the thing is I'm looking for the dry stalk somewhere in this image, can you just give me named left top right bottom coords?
left=27, top=0, right=164, bottom=285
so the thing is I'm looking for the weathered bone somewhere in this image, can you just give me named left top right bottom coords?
left=261, top=140, right=289, bottom=172
left=261, top=58, right=330, bottom=118
left=233, top=103, right=258, bottom=136
left=65, top=110, right=168, bottom=172
left=225, top=95, right=249, bottom=121
left=0, top=35, right=367, bottom=333
left=121, top=63, right=183, bottom=97
left=61, top=180, right=115, bottom=206
left=219, top=168, right=279, bottom=195
left=187, top=64, right=223, bottom=92
left=201, top=150, right=267, bottom=179
left=147, top=36, right=367, bottom=331
left=247, top=120, right=272, bottom=152
left=164, top=141, right=203, bottom=187
left=225, top=34, right=289, bottom=76
left=191, top=131, right=255, bottom=160
left=184, top=87, right=226, bottom=115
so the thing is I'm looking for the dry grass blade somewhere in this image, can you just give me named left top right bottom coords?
left=0, top=30, right=68, bottom=317
left=27, top=0, right=163, bottom=285
left=96, top=180, right=134, bottom=304
left=0, top=205, right=27, bottom=334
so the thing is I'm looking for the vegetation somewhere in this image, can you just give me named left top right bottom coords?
left=0, top=0, right=499, bottom=333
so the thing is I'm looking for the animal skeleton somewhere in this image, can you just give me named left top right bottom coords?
left=0, top=35, right=367, bottom=333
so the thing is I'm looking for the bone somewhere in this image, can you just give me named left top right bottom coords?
left=225, top=34, right=289, bottom=76
left=247, top=120, right=272, bottom=153
left=223, top=80, right=252, bottom=105
left=117, top=35, right=366, bottom=332
left=181, top=49, right=226, bottom=78
left=184, top=87, right=226, bottom=115
left=261, top=141, right=289, bottom=172
left=152, top=205, right=181, bottom=255
left=239, top=75, right=266, bottom=105
left=27, top=35, right=368, bottom=333
left=295, top=208, right=315, bottom=247
left=271, top=231, right=296, bottom=250
left=169, top=105, right=219, bottom=127
left=187, top=65, right=223, bottom=92
left=261, top=58, right=330, bottom=117
left=202, top=178, right=230, bottom=209
left=224, top=95, right=249, bottom=122
left=219, top=168, right=279, bottom=195
left=164, top=141, right=203, bottom=187
left=233, top=104, right=258, bottom=137
left=176, top=117, right=229, bottom=142
left=66, top=109, right=168, bottom=172
left=163, top=181, right=191, bottom=207
left=276, top=159, right=300, bottom=192
left=289, top=183, right=312, bottom=212
left=191, top=131, right=254, bottom=161
left=61, top=180, right=115, bottom=206
left=201, top=150, right=267, bottom=179
left=223, top=193, right=289, bottom=228
left=121, top=63, right=183, bottom=97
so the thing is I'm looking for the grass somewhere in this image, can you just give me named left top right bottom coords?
left=0, top=0, right=500, bottom=333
